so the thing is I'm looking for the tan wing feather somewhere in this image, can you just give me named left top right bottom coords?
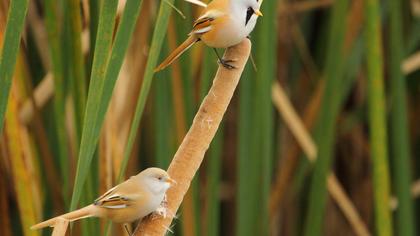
left=31, top=205, right=96, bottom=230
left=94, top=180, right=142, bottom=209
left=154, top=4, right=227, bottom=72
left=154, top=35, right=199, bottom=72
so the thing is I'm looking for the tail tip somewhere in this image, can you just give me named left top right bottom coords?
left=154, top=65, right=164, bottom=73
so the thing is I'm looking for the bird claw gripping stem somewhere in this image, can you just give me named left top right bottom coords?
left=218, top=59, right=237, bottom=69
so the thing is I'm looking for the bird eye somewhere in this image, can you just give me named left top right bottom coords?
left=158, top=176, right=162, bottom=180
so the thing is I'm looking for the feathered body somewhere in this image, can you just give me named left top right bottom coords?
left=31, top=168, right=172, bottom=230
left=155, top=0, right=262, bottom=71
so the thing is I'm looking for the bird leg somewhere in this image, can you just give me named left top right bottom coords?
left=124, top=224, right=132, bottom=236
left=213, top=48, right=236, bottom=69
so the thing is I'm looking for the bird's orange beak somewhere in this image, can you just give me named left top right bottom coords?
left=254, top=10, right=263, bottom=17
left=166, top=177, right=177, bottom=185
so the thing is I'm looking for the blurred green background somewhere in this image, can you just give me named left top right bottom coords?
left=0, top=0, right=419, bottom=235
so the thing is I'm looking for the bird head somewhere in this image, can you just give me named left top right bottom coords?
left=140, top=167, right=175, bottom=194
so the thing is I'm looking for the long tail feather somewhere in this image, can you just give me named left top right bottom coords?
left=154, top=35, right=198, bottom=72
left=31, top=205, right=96, bottom=230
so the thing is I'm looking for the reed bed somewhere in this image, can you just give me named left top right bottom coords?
left=0, top=0, right=419, bottom=235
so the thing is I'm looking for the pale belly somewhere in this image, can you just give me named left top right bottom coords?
left=200, top=15, right=256, bottom=48
left=102, top=193, right=165, bottom=223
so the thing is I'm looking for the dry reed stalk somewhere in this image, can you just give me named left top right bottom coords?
left=65, top=97, right=78, bottom=170
left=326, top=176, right=370, bottom=236
left=19, top=27, right=89, bottom=125
left=344, top=0, right=363, bottom=51
left=289, top=18, right=320, bottom=79
left=19, top=73, right=53, bottom=124
left=5, top=87, right=41, bottom=236
left=81, top=0, right=89, bottom=24
left=410, top=180, right=420, bottom=198
left=27, top=1, right=50, bottom=69
left=0, top=1, right=8, bottom=28
left=135, top=39, right=251, bottom=235
left=27, top=93, right=64, bottom=212
left=167, top=19, right=187, bottom=140
left=271, top=83, right=317, bottom=158
left=99, top=0, right=153, bottom=187
left=117, top=0, right=127, bottom=16
left=270, top=0, right=364, bottom=225
left=390, top=179, right=420, bottom=210
left=412, top=0, right=420, bottom=16
left=166, top=16, right=196, bottom=236
left=269, top=79, right=324, bottom=218
left=271, top=82, right=370, bottom=236
left=0, top=141, right=12, bottom=236
left=23, top=87, right=65, bottom=213
left=51, top=218, right=69, bottom=236
left=402, top=51, right=420, bottom=75
left=100, top=60, right=132, bottom=185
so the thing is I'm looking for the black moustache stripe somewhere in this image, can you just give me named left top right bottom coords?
left=246, top=7, right=253, bottom=26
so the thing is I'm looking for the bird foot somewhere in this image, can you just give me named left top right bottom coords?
left=124, top=224, right=132, bottom=236
left=153, top=195, right=168, bottom=219
left=218, top=59, right=236, bottom=69
left=154, top=205, right=168, bottom=219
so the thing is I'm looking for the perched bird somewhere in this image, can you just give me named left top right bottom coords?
left=155, top=0, right=263, bottom=71
left=31, top=168, right=175, bottom=232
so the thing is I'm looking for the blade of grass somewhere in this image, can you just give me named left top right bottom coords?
left=44, top=0, right=70, bottom=203
left=62, top=3, right=96, bottom=233
left=87, top=0, right=100, bottom=75
left=364, top=0, right=393, bottom=234
left=253, top=0, right=278, bottom=233
left=118, top=0, right=174, bottom=180
left=237, top=63, right=256, bottom=236
left=204, top=128, right=222, bottom=236
left=292, top=36, right=365, bottom=235
left=66, top=0, right=87, bottom=141
left=406, top=18, right=420, bottom=55
left=237, top=1, right=278, bottom=234
left=72, top=0, right=144, bottom=211
left=388, top=0, right=416, bottom=235
left=154, top=66, right=173, bottom=168
left=71, top=0, right=145, bottom=232
left=303, top=1, right=349, bottom=235
left=94, top=0, right=144, bottom=136
left=0, top=0, right=29, bottom=132
left=70, top=0, right=119, bottom=211
left=271, top=81, right=370, bottom=236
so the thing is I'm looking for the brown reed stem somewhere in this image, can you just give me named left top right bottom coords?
left=135, top=39, right=251, bottom=236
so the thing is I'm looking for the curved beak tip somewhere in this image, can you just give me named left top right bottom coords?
left=255, top=10, right=263, bottom=17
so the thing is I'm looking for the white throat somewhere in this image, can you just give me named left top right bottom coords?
left=147, top=180, right=170, bottom=195
left=230, top=0, right=259, bottom=36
